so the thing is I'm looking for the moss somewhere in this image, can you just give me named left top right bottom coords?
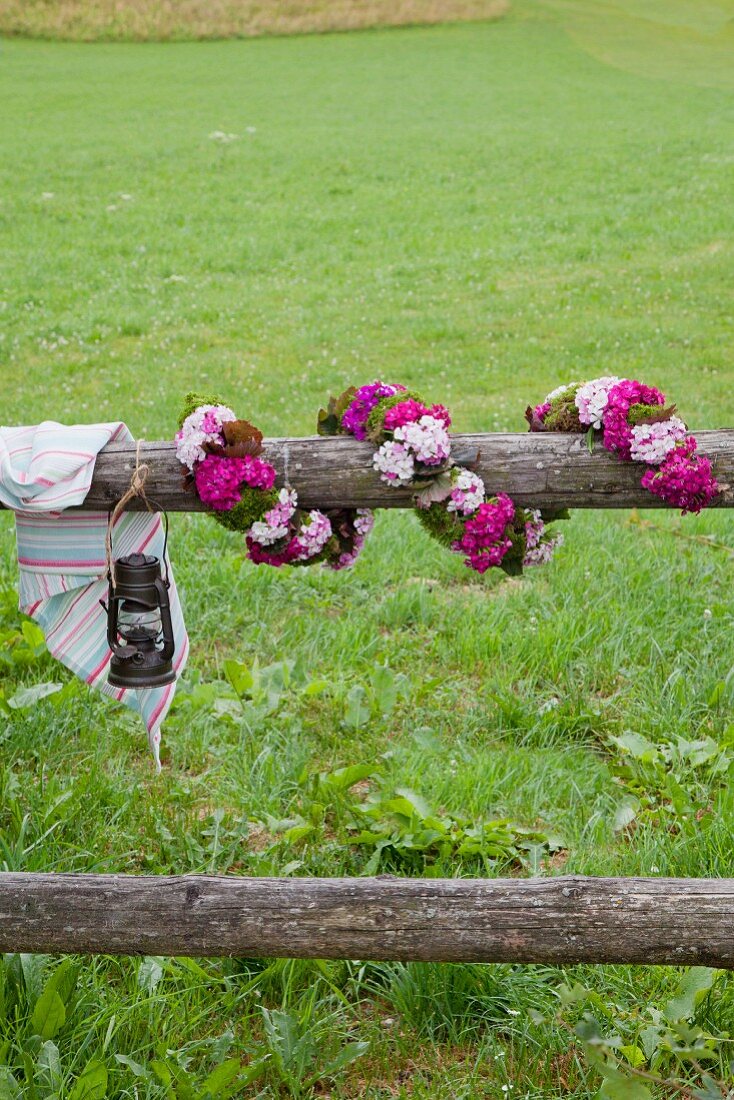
left=212, top=487, right=277, bottom=533
left=544, top=397, right=583, bottom=433
left=500, top=514, right=528, bottom=576
left=415, top=502, right=464, bottom=549
left=365, top=390, right=426, bottom=442
left=627, top=402, right=665, bottom=426
left=178, top=390, right=226, bottom=428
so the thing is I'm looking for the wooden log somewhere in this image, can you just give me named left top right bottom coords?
left=1, top=431, right=732, bottom=513
left=1, top=873, right=734, bottom=965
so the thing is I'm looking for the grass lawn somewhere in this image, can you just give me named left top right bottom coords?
left=1, top=1, right=734, bottom=1095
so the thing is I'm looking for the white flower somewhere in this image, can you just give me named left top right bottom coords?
left=209, top=130, right=238, bottom=143
left=249, top=488, right=297, bottom=545
left=574, top=376, right=622, bottom=428
left=175, top=403, right=237, bottom=470
left=447, top=468, right=485, bottom=515
left=629, top=416, right=687, bottom=465
left=394, top=415, right=451, bottom=466
left=373, top=440, right=415, bottom=485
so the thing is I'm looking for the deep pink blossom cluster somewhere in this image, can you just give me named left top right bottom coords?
left=452, top=494, right=515, bottom=574
left=383, top=400, right=452, bottom=432
left=641, top=437, right=718, bottom=515
left=194, top=454, right=276, bottom=511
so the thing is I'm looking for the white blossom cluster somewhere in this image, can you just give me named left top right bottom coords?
left=629, top=415, right=687, bottom=465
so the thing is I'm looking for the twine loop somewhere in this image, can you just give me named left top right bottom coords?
left=105, top=440, right=152, bottom=586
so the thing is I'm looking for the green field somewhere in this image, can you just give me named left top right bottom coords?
left=2, top=1, right=734, bottom=1095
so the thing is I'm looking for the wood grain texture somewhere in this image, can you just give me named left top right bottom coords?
left=1, top=873, right=734, bottom=964
left=2, top=431, right=732, bottom=513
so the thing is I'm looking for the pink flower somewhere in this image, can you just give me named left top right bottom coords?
left=394, top=415, right=451, bottom=467
left=341, top=381, right=406, bottom=440
left=383, top=399, right=430, bottom=430
left=641, top=437, right=718, bottom=514
left=194, top=454, right=277, bottom=511
left=246, top=536, right=302, bottom=567
left=453, top=494, right=515, bottom=573
left=602, top=379, right=666, bottom=460
left=428, top=404, right=452, bottom=429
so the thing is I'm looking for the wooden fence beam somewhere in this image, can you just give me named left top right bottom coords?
left=2, top=431, right=732, bottom=513
left=1, top=873, right=733, bottom=965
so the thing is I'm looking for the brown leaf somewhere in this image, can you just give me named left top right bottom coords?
left=221, top=419, right=264, bottom=455
left=525, top=405, right=548, bottom=433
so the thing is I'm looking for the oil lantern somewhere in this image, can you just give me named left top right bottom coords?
left=106, top=552, right=176, bottom=689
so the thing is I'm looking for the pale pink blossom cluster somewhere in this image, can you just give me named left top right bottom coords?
left=394, top=415, right=451, bottom=466
left=373, top=440, right=415, bottom=485
left=574, top=376, right=621, bottom=429
left=629, top=416, right=687, bottom=465
left=295, top=511, right=333, bottom=559
left=249, top=488, right=297, bottom=545
left=447, top=468, right=486, bottom=516
left=175, top=404, right=236, bottom=470
left=523, top=510, right=564, bottom=567
left=374, top=415, right=451, bottom=486
left=247, top=489, right=336, bottom=566
left=332, top=510, right=375, bottom=570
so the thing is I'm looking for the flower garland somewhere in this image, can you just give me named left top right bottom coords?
left=318, top=381, right=562, bottom=575
left=527, top=377, right=718, bottom=514
left=176, top=392, right=373, bottom=569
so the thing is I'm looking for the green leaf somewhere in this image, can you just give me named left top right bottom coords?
left=371, top=665, right=398, bottom=716
left=68, top=1059, right=108, bottom=1100
left=31, top=987, right=66, bottom=1040
left=45, top=958, right=79, bottom=1006
left=613, top=801, right=638, bottom=832
left=664, top=967, right=717, bottom=1022
left=599, top=1076, right=651, bottom=1100
left=0, top=1068, right=21, bottom=1100
left=586, top=426, right=596, bottom=454
left=393, top=787, right=432, bottom=819
left=150, top=1060, right=172, bottom=1086
left=610, top=731, right=660, bottom=762
left=223, top=659, right=254, bottom=699
left=344, top=685, right=370, bottom=728
left=619, top=1044, right=645, bottom=1068
left=199, top=1057, right=242, bottom=1097
left=137, top=956, right=164, bottom=993
left=21, top=621, right=46, bottom=654
left=114, top=1053, right=149, bottom=1079
left=7, top=682, right=63, bottom=710
left=320, top=763, right=376, bottom=792
left=320, top=1040, right=370, bottom=1076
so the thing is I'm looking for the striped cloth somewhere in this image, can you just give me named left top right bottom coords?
left=0, top=421, right=188, bottom=769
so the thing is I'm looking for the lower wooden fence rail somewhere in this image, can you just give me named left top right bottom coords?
left=1, top=873, right=733, bottom=965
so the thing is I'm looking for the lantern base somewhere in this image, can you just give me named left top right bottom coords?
left=108, top=658, right=176, bottom=690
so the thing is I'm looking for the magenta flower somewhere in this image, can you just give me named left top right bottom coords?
left=602, top=379, right=666, bottom=460
left=453, top=493, right=515, bottom=573
left=194, top=454, right=276, bottom=511
left=341, top=381, right=406, bottom=440
left=641, top=437, right=718, bottom=514
left=383, top=399, right=430, bottom=430
left=246, top=536, right=303, bottom=567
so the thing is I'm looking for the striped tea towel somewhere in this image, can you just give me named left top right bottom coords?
left=0, top=421, right=188, bottom=769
